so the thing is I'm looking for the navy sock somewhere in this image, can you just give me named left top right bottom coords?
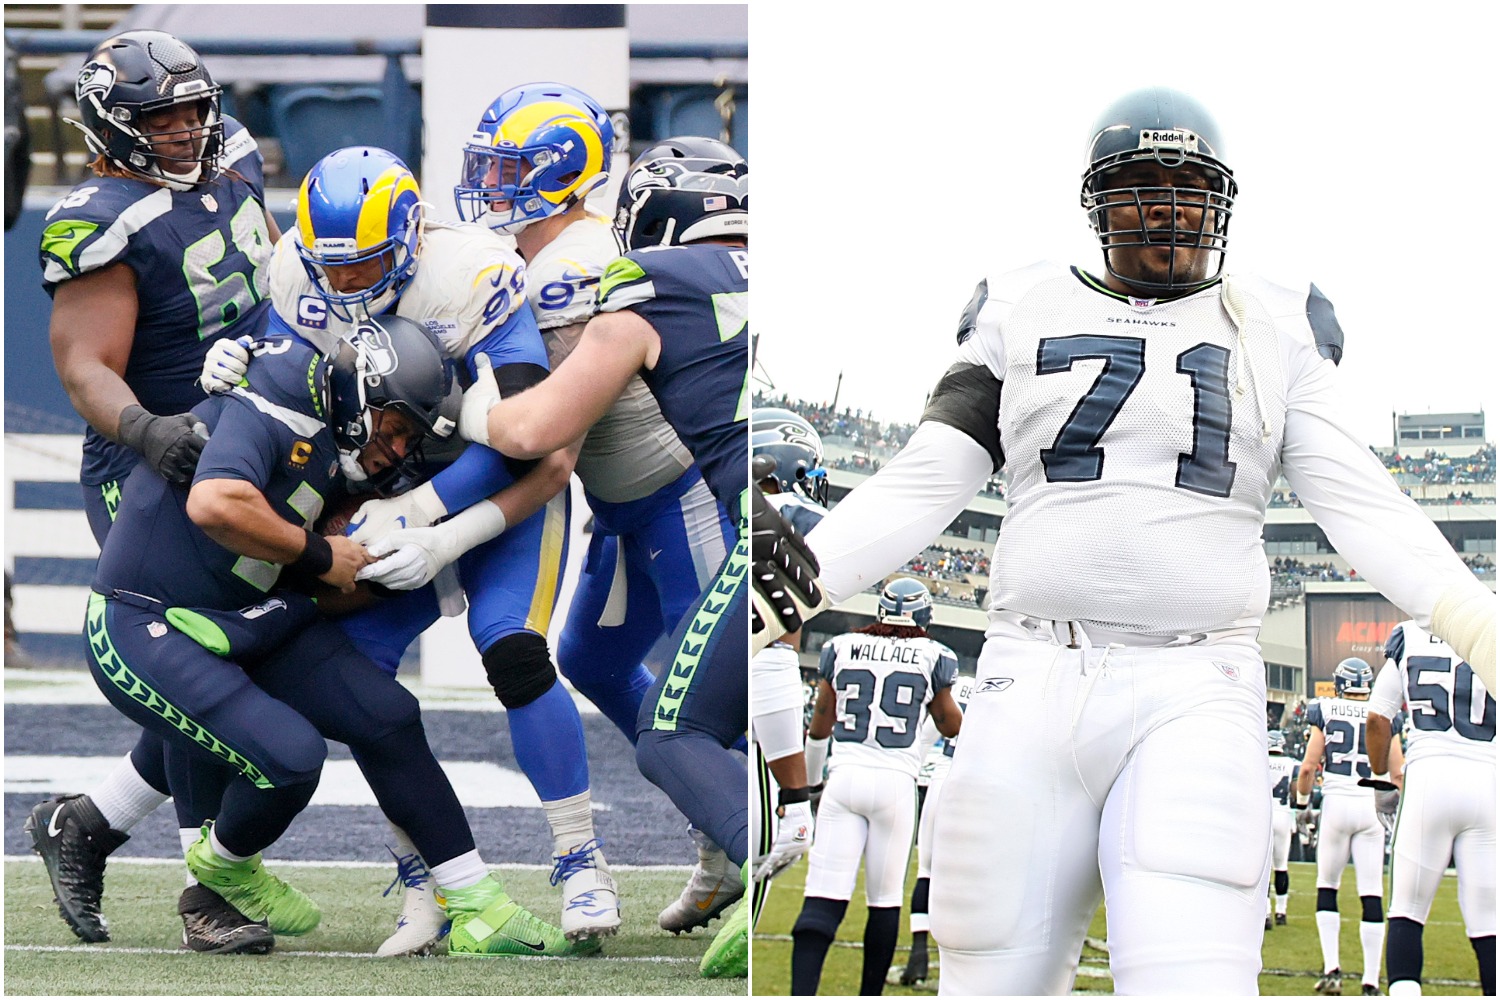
left=792, top=897, right=848, bottom=995
left=1387, top=916, right=1424, bottom=985
left=1472, top=935, right=1495, bottom=995
left=213, top=776, right=317, bottom=858
left=351, top=720, right=476, bottom=867
left=862, top=906, right=901, bottom=995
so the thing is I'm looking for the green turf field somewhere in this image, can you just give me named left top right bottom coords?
left=752, top=859, right=1483, bottom=996
left=5, top=858, right=745, bottom=996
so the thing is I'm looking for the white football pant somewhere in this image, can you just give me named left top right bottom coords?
left=804, top=765, right=917, bottom=908
left=917, top=765, right=950, bottom=880
left=1271, top=806, right=1293, bottom=871
left=1388, top=755, right=1495, bottom=936
left=931, top=616, right=1269, bottom=995
left=1316, top=793, right=1385, bottom=897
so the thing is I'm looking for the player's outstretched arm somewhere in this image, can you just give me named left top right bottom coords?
left=461, top=311, right=651, bottom=459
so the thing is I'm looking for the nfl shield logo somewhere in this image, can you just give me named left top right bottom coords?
left=1214, top=661, right=1240, bottom=681
left=201, top=193, right=218, bottom=213
left=147, top=621, right=168, bottom=638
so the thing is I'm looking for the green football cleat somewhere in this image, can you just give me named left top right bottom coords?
left=447, top=876, right=593, bottom=957
left=699, top=862, right=749, bottom=978
left=184, top=824, right=320, bottom=936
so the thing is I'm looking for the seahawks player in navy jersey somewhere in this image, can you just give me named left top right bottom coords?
left=457, top=136, right=751, bottom=977
left=27, top=29, right=280, bottom=950
left=89, top=316, right=579, bottom=958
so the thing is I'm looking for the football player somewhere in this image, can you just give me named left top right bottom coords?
left=27, top=29, right=280, bottom=951
left=749, top=409, right=829, bottom=913
left=790, top=578, right=962, bottom=996
left=1265, top=729, right=1296, bottom=931
left=79, top=313, right=579, bottom=957
left=772, top=87, right=1498, bottom=994
left=1366, top=622, right=1495, bottom=997
left=1297, top=657, right=1403, bottom=995
left=456, top=136, right=751, bottom=978
left=201, top=145, right=617, bottom=948
left=899, top=667, right=974, bottom=987
left=453, top=84, right=740, bottom=936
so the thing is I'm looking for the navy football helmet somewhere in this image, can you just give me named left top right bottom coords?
left=1332, top=657, right=1374, bottom=697
left=615, top=136, right=747, bottom=250
left=327, top=315, right=459, bottom=493
left=296, top=147, right=424, bottom=322
left=1081, top=87, right=1236, bottom=295
left=1267, top=729, right=1286, bottom=755
left=69, top=30, right=223, bottom=190
left=752, top=407, right=828, bottom=507
left=877, top=577, right=933, bottom=629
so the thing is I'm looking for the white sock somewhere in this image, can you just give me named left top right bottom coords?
left=430, top=851, right=488, bottom=891
left=1361, top=920, right=1386, bottom=987
left=1387, top=979, right=1423, bottom=996
left=542, top=790, right=597, bottom=858
left=90, top=755, right=169, bottom=832
left=179, top=828, right=203, bottom=887
left=208, top=826, right=251, bottom=864
left=1316, top=909, right=1343, bottom=973
left=1266, top=896, right=1273, bottom=917
left=1276, top=892, right=1289, bottom=916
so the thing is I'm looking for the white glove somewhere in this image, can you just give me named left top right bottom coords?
left=459, top=354, right=501, bottom=446
left=200, top=335, right=252, bottom=394
left=346, top=481, right=448, bottom=544
left=754, top=800, right=814, bottom=883
left=355, top=500, right=508, bottom=590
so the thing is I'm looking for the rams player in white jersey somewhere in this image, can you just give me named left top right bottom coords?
left=1297, top=658, right=1403, bottom=996
left=790, top=578, right=962, bottom=996
left=750, top=86, right=1499, bottom=994
left=448, top=83, right=739, bottom=937
left=898, top=668, right=973, bottom=987
left=1265, top=729, right=1296, bottom=932
left=203, top=146, right=616, bottom=949
left=748, top=409, right=829, bottom=922
left=1366, top=622, right=1495, bottom=996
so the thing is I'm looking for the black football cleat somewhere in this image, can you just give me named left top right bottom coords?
left=1360, top=986, right=1380, bottom=997
left=178, top=884, right=275, bottom=955
left=1315, top=969, right=1343, bottom=995
left=25, top=794, right=129, bottom=942
left=899, top=945, right=929, bottom=986
left=1275, top=913, right=1287, bottom=926
left=1265, top=915, right=1273, bottom=931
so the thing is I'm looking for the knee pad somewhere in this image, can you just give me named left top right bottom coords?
left=1361, top=894, right=1383, bottom=923
left=482, top=632, right=557, bottom=709
left=793, top=896, right=849, bottom=941
left=1274, top=870, right=1290, bottom=895
left=1317, top=887, right=1339, bottom=912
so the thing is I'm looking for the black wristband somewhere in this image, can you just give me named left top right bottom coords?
left=290, top=530, right=334, bottom=578
left=778, top=786, right=811, bottom=807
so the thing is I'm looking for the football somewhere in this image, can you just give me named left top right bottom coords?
left=315, top=493, right=365, bottom=537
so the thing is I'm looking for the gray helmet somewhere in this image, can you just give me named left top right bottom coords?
left=1333, top=657, right=1374, bottom=697
left=69, top=30, right=223, bottom=190
left=615, top=136, right=747, bottom=250
left=877, top=577, right=933, bottom=629
left=1081, top=87, right=1236, bottom=295
left=327, top=315, right=460, bottom=491
left=751, top=407, right=827, bottom=507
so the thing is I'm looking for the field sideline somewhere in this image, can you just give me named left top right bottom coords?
left=752, top=858, right=1483, bottom=996
left=5, top=856, right=744, bottom=996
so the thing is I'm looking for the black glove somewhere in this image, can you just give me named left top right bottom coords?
left=750, top=486, right=825, bottom=644
left=117, top=404, right=209, bottom=486
left=1358, top=775, right=1399, bottom=792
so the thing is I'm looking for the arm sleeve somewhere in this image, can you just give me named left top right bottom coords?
left=931, top=646, right=958, bottom=691
left=426, top=441, right=515, bottom=514
left=806, top=421, right=993, bottom=604
left=1280, top=357, right=1482, bottom=630
left=1368, top=659, right=1404, bottom=719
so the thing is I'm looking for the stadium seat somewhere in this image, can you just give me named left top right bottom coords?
left=268, top=83, right=411, bottom=181
left=635, top=84, right=747, bottom=155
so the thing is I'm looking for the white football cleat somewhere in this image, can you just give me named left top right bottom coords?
left=658, top=827, right=745, bottom=934
left=376, top=848, right=449, bottom=957
left=550, top=838, right=621, bottom=942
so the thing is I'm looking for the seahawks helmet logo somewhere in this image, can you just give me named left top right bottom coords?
left=76, top=61, right=117, bottom=105
left=350, top=323, right=399, bottom=378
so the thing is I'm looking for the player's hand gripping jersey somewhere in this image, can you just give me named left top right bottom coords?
left=532, top=212, right=694, bottom=504
left=40, top=118, right=273, bottom=487
left=596, top=243, right=749, bottom=516
left=1371, top=620, right=1495, bottom=765
left=809, top=264, right=1481, bottom=641
left=817, top=633, right=957, bottom=779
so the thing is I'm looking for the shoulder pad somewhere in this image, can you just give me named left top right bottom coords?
left=1384, top=622, right=1406, bottom=665
left=39, top=182, right=172, bottom=283
left=956, top=278, right=988, bottom=345
left=1306, top=283, right=1344, bottom=365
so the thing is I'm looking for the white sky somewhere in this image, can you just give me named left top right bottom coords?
left=754, top=4, right=1499, bottom=450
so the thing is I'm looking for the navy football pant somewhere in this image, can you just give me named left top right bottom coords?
left=635, top=534, right=749, bottom=865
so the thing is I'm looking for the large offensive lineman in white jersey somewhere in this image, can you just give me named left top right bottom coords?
left=1367, top=622, right=1496, bottom=996
left=1296, top=658, right=1399, bottom=995
left=751, top=87, right=1500, bottom=994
